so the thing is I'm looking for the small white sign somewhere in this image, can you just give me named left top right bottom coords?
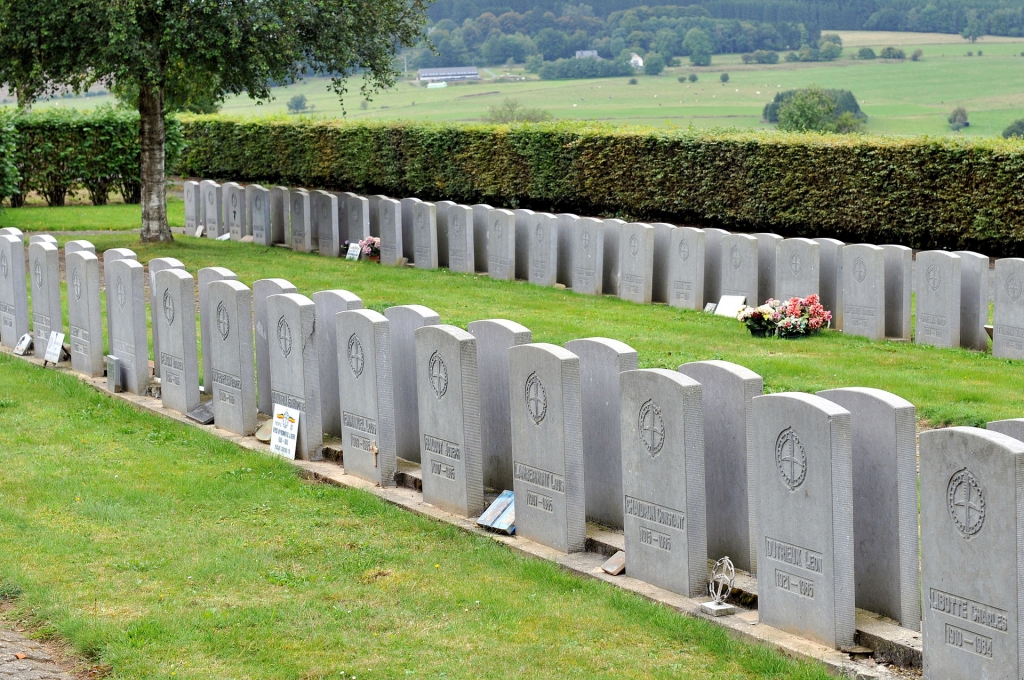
left=13, top=333, right=32, bottom=356
left=345, top=243, right=362, bottom=261
left=270, top=404, right=301, bottom=460
left=195, top=224, right=204, bottom=238
left=715, top=295, right=747, bottom=318
left=44, top=331, right=65, bottom=363
left=216, top=232, right=231, bottom=241
left=703, top=302, right=717, bottom=314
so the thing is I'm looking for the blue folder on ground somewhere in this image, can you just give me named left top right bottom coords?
left=477, top=490, right=515, bottom=535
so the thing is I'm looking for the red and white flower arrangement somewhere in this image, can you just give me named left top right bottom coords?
left=737, top=294, right=832, bottom=338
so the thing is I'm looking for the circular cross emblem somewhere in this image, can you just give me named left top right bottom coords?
left=535, top=224, right=544, bottom=244
left=494, top=219, right=503, bottom=240
left=927, top=264, right=941, bottom=292
left=775, top=428, right=806, bottom=491
left=789, top=251, right=802, bottom=275
left=1007, top=274, right=1022, bottom=301
left=416, top=213, right=425, bottom=232
left=453, top=215, right=463, bottom=236
left=321, top=203, right=329, bottom=219
left=351, top=207, right=359, bottom=223
left=853, top=257, right=867, bottom=283
left=255, top=196, right=263, bottom=211
left=162, top=289, right=175, bottom=326
left=428, top=351, right=448, bottom=398
left=116, top=277, right=126, bottom=310
left=638, top=399, right=665, bottom=457
left=72, top=268, right=82, bottom=300
left=581, top=228, right=591, bottom=251
left=33, top=259, right=42, bottom=288
left=525, top=372, right=547, bottom=425
left=292, top=197, right=300, bottom=212
left=708, top=556, right=735, bottom=605
left=947, top=468, right=985, bottom=538
left=277, top=316, right=292, bottom=357
left=347, top=334, right=364, bottom=377
left=678, top=238, right=690, bottom=262
left=730, top=245, right=742, bottom=269
left=216, top=301, right=230, bottom=340
left=186, top=187, right=193, bottom=202
left=207, top=191, right=214, bottom=205
left=629, top=234, right=640, bottom=258
left=231, top=193, right=238, bottom=209
left=0, top=251, right=7, bottom=279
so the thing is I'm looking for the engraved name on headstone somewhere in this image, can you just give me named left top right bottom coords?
left=572, top=218, right=604, bottom=296
left=313, top=290, right=363, bottom=438
left=107, top=259, right=150, bottom=395
left=66, top=251, right=104, bottom=377
left=915, top=250, right=961, bottom=348
left=385, top=305, right=440, bottom=463
left=254, top=278, right=297, bottom=415
left=618, top=223, right=655, bottom=304
left=719, top=234, right=758, bottom=305
left=841, top=244, right=886, bottom=340
left=266, top=292, right=322, bottom=460
left=667, top=227, right=705, bottom=310
left=487, top=209, right=516, bottom=281
left=208, top=280, right=257, bottom=436
left=28, top=242, right=62, bottom=351
left=153, top=268, right=200, bottom=415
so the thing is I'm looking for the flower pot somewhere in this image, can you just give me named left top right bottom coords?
left=749, top=328, right=768, bottom=338
left=369, top=255, right=380, bottom=263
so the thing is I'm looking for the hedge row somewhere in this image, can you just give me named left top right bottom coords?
left=176, top=117, right=1024, bottom=256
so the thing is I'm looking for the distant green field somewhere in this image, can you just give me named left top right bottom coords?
left=33, top=30, right=1024, bottom=137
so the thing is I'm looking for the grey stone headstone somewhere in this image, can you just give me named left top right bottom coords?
left=270, top=186, right=288, bottom=244
left=719, top=234, right=758, bottom=304
left=920, top=427, right=1024, bottom=680
left=64, top=240, right=95, bottom=256
left=620, top=368, right=708, bottom=597
left=147, top=257, right=185, bottom=378
left=703, top=228, right=729, bottom=306
left=0, top=227, right=22, bottom=238
left=471, top=204, right=492, bottom=273
left=817, top=387, right=919, bottom=630
left=752, top=392, right=854, bottom=649
left=29, top=234, right=57, bottom=246
left=487, top=209, right=516, bottom=281
left=955, top=251, right=990, bottom=351
left=618, top=223, right=654, bottom=304
left=556, top=213, right=579, bottom=287
left=513, top=209, right=534, bottom=280
left=754, top=233, right=782, bottom=304
left=66, top=251, right=104, bottom=377
left=988, top=418, right=1024, bottom=441
left=254, top=278, right=297, bottom=415
left=0, top=235, right=28, bottom=348
left=313, top=289, right=363, bottom=438
left=246, top=184, right=268, bottom=241
left=993, top=258, right=1024, bottom=359
left=915, top=250, right=961, bottom=348
left=207, top=280, right=257, bottom=436
left=153, top=268, right=201, bottom=415
left=434, top=201, right=456, bottom=268
left=378, top=198, right=404, bottom=267
left=650, top=222, right=674, bottom=304
left=467, top=319, right=532, bottom=490
left=882, top=244, right=912, bottom=340
left=266, top=292, right=322, bottom=460
left=841, top=244, right=886, bottom=340
left=445, top=205, right=474, bottom=273
left=337, top=309, right=397, bottom=486
left=344, top=194, right=371, bottom=245
left=814, top=238, right=844, bottom=330
left=384, top=305, right=440, bottom=463
left=336, top=192, right=356, bottom=244
left=776, top=238, right=820, bottom=301
left=571, top=218, right=604, bottom=296
left=368, top=195, right=387, bottom=238
left=200, top=180, right=222, bottom=237
left=667, top=227, right=705, bottom=310
left=107, top=259, right=149, bottom=395
left=28, top=242, right=62, bottom=351
left=184, top=181, right=201, bottom=232
left=565, top=337, right=638, bottom=529
left=103, top=248, right=137, bottom=347
left=602, top=218, right=625, bottom=296
left=311, top=190, right=338, bottom=257
left=527, top=213, right=558, bottom=287
left=198, top=267, right=238, bottom=394
left=400, top=197, right=421, bottom=263
left=412, top=202, right=439, bottom=270
left=415, top=325, right=485, bottom=517
left=223, top=182, right=246, bottom=240
left=290, top=189, right=311, bottom=252
left=509, top=343, right=586, bottom=553
left=678, top=360, right=762, bottom=574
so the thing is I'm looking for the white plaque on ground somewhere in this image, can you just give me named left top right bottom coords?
left=270, top=404, right=301, bottom=460
left=715, top=295, right=746, bottom=318
left=44, top=331, right=65, bottom=363
left=345, top=243, right=361, bottom=260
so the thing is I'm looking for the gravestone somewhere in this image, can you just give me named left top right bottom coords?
left=754, top=233, right=782, bottom=304
left=312, top=190, right=338, bottom=257
left=368, top=195, right=386, bottom=238
left=415, top=325, right=485, bottom=517
left=618, top=223, right=655, bottom=304
left=64, top=240, right=95, bottom=255
left=290, top=189, right=311, bottom=252
left=719, top=234, right=758, bottom=305
left=818, top=387, right=919, bottom=630
left=471, top=204, right=492, bottom=273
left=447, top=205, right=474, bottom=273
left=678, top=360, right=762, bottom=574
left=620, top=368, right=708, bottom=597
left=467, top=319, right=532, bottom=490
left=920, top=427, right=1024, bottom=680
left=184, top=180, right=201, bottom=232
left=571, top=218, right=604, bottom=296
left=270, top=186, right=288, bottom=244
left=752, top=392, right=855, bottom=649
left=345, top=194, right=371, bottom=245
left=28, top=242, right=62, bottom=351
left=412, top=201, right=439, bottom=270
left=603, top=218, right=625, bottom=296
left=207, top=280, right=257, bottom=436
left=527, top=212, right=558, bottom=287
left=384, top=305, right=440, bottom=463
left=776, top=238, right=820, bottom=301
left=0, top=227, right=22, bottom=238
left=66, top=251, right=104, bottom=377
left=513, top=209, right=534, bottom=280
left=993, top=258, right=1024, bottom=359
left=313, top=290, right=363, bottom=438
left=565, top=338, right=638, bottom=529
left=199, top=267, right=238, bottom=394
left=882, top=244, right=912, bottom=340
left=103, top=248, right=137, bottom=349
left=153, top=268, right=200, bottom=415
left=434, top=200, right=455, bottom=268
left=841, top=244, right=886, bottom=340
left=200, top=180, right=222, bottom=237
left=147, top=257, right=185, bottom=378
left=223, top=182, right=246, bottom=240
left=378, top=198, right=404, bottom=267
left=915, top=250, right=961, bottom=348
left=29, top=234, right=56, bottom=246
left=955, top=251, right=989, bottom=351
left=337, top=309, right=397, bottom=486
left=650, top=222, right=674, bottom=304
left=400, top=197, right=421, bottom=263
left=987, top=418, right=1024, bottom=441
left=556, top=214, right=579, bottom=287
left=0, top=235, right=28, bottom=348
left=266, top=292, right=322, bottom=460
left=487, top=209, right=516, bottom=281
left=667, top=227, right=705, bottom=310
left=107, top=259, right=150, bottom=395
left=814, top=238, right=844, bottom=330
left=509, top=343, right=586, bottom=553
left=247, top=184, right=271, bottom=245
left=254, top=278, right=297, bottom=415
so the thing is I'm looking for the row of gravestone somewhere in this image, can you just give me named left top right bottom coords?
left=184, top=180, right=1024, bottom=358
left=4, top=231, right=1024, bottom=677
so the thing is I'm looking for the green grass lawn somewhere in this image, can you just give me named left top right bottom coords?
left=0, top=197, right=184, bottom=232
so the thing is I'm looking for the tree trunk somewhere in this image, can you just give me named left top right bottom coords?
left=139, top=82, right=172, bottom=242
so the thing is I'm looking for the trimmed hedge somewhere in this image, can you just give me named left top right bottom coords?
left=177, top=117, right=1024, bottom=256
